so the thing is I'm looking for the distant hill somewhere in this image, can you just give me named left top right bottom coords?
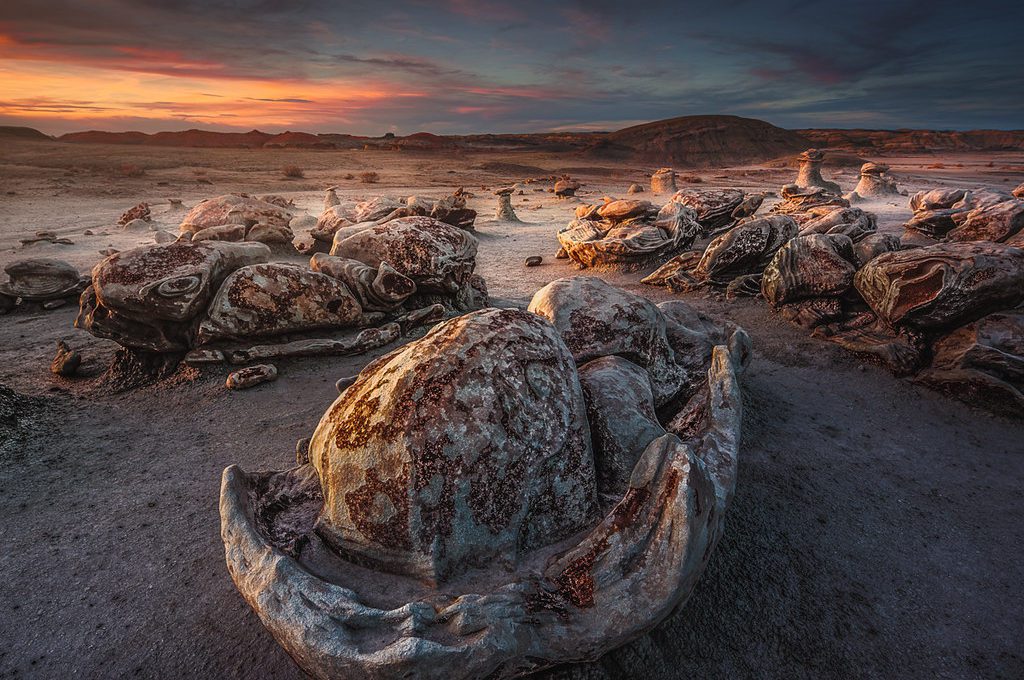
left=799, top=129, right=1024, bottom=153
left=585, top=115, right=811, bottom=166
left=0, top=126, right=53, bottom=141
left=40, top=118, right=1024, bottom=161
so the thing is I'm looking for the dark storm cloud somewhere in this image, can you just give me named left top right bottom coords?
left=1, top=0, right=1021, bottom=133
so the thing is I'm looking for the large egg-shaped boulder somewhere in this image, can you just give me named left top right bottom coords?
left=309, top=308, right=598, bottom=584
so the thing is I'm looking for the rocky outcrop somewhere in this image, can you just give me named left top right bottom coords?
left=761, top=234, right=857, bottom=328
left=179, top=193, right=293, bottom=236
left=798, top=207, right=877, bottom=242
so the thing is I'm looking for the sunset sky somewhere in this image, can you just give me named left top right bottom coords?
left=1, top=0, right=1021, bottom=136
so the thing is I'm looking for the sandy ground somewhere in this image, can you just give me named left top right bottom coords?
left=0, top=140, right=1022, bottom=679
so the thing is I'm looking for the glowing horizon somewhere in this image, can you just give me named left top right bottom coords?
left=1, top=0, right=1022, bottom=136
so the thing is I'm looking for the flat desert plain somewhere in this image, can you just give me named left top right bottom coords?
left=1, top=139, right=1022, bottom=678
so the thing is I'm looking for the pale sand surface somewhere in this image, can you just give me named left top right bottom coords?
left=0, top=141, right=1022, bottom=678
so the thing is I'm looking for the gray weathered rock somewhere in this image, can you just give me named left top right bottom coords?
left=179, top=193, right=293, bottom=236
left=670, top=188, right=745, bottom=233
left=197, top=264, right=363, bottom=344
left=219, top=278, right=748, bottom=679
left=915, top=310, right=1024, bottom=415
left=853, top=233, right=901, bottom=268
left=798, top=207, right=876, bottom=242
left=495, top=187, right=521, bottom=222
left=310, top=253, right=417, bottom=312
left=762, top=234, right=857, bottom=309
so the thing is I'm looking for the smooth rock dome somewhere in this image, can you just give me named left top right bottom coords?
left=309, top=307, right=598, bottom=583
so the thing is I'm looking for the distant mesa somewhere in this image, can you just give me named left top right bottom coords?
left=13, top=115, right=1024, bottom=160
left=0, top=126, right=53, bottom=141
left=799, top=128, right=1024, bottom=153
left=585, top=115, right=810, bottom=166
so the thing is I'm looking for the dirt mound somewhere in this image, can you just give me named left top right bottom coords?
left=0, top=126, right=52, bottom=141
left=587, top=115, right=810, bottom=166
left=396, top=132, right=458, bottom=150
left=799, top=129, right=1024, bottom=153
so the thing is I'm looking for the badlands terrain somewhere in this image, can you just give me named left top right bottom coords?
left=1, top=128, right=1023, bottom=678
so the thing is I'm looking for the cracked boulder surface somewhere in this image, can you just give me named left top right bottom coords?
left=220, top=277, right=749, bottom=680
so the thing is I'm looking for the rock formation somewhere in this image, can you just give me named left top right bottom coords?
left=794, top=149, right=841, bottom=194
left=642, top=215, right=799, bottom=292
left=556, top=198, right=701, bottom=270
left=650, top=168, right=677, bottom=195
left=220, top=277, right=749, bottom=679
left=0, top=259, right=87, bottom=311
left=850, top=162, right=900, bottom=198
left=903, top=187, right=1024, bottom=243
left=494, top=187, right=521, bottom=222
left=669, top=188, right=746, bottom=234
left=76, top=221, right=487, bottom=376
left=554, top=176, right=581, bottom=198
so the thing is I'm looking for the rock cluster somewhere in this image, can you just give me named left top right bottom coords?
left=75, top=218, right=487, bottom=375
left=178, top=194, right=297, bottom=252
left=556, top=197, right=702, bottom=270
left=903, top=187, right=1024, bottom=244
left=220, top=277, right=749, bottom=679
left=648, top=178, right=1024, bottom=413
left=310, top=190, right=477, bottom=251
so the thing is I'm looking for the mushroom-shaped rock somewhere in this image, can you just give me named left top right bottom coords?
left=197, top=263, right=363, bottom=344
left=794, top=149, right=841, bottom=194
left=494, top=187, right=521, bottom=222
left=855, top=242, right=1024, bottom=331
left=76, top=241, right=271, bottom=352
left=179, top=194, right=293, bottom=236
left=219, top=278, right=748, bottom=679
left=0, top=258, right=84, bottom=301
left=323, top=187, right=341, bottom=211
left=311, top=308, right=598, bottom=582
left=853, top=162, right=900, bottom=197
left=650, top=168, right=677, bottom=195
left=670, top=188, right=745, bottom=233
left=330, top=216, right=479, bottom=296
